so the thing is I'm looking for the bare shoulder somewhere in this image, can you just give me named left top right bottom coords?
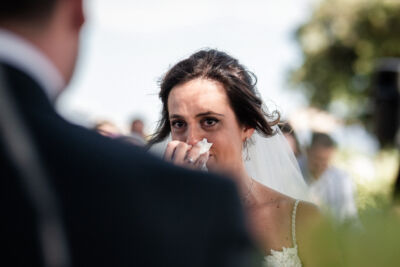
left=256, top=187, right=319, bottom=224
left=257, top=189, right=296, bottom=219
left=248, top=188, right=299, bottom=251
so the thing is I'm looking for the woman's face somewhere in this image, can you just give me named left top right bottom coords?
left=167, top=78, right=253, bottom=172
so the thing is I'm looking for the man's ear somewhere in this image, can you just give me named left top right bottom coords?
left=71, top=0, right=85, bottom=30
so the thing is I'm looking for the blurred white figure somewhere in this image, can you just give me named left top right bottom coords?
left=299, top=132, right=358, bottom=222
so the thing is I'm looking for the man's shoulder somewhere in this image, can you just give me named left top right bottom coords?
left=323, top=166, right=353, bottom=186
left=326, top=166, right=349, bottom=178
left=53, top=119, right=237, bottom=191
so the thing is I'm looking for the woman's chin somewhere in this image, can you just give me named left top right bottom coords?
left=206, top=157, right=230, bottom=176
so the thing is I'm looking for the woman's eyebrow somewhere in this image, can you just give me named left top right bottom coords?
left=169, top=114, right=184, bottom=119
left=196, top=111, right=224, bottom=117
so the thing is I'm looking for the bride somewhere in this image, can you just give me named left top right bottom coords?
left=149, top=49, right=320, bottom=266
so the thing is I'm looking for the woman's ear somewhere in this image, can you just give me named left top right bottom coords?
left=242, top=127, right=255, bottom=141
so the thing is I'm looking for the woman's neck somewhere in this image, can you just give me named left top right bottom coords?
left=212, top=160, right=261, bottom=206
left=229, top=162, right=257, bottom=205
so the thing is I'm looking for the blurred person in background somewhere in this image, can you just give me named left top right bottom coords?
left=299, top=132, right=358, bottom=222
left=0, top=1, right=260, bottom=266
left=127, top=117, right=147, bottom=146
left=279, top=121, right=304, bottom=162
left=372, top=58, right=400, bottom=208
left=130, top=118, right=145, bottom=138
left=115, top=118, right=147, bottom=146
left=93, top=120, right=121, bottom=138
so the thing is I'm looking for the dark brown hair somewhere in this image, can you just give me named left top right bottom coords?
left=310, top=132, right=336, bottom=148
left=279, top=122, right=302, bottom=157
left=149, top=49, right=280, bottom=145
left=0, top=0, right=58, bottom=24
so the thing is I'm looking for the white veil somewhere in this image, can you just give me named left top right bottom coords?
left=244, top=126, right=310, bottom=201
left=149, top=125, right=310, bottom=202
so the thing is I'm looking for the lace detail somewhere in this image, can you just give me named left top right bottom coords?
left=264, top=199, right=302, bottom=267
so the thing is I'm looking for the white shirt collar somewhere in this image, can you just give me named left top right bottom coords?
left=0, top=29, right=65, bottom=102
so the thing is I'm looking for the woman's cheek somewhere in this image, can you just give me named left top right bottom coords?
left=206, top=153, right=218, bottom=169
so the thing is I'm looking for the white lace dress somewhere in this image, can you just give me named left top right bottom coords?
left=264, top=199, right=302, bottom=267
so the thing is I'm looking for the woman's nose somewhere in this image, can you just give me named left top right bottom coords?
left=185, top=127, right=201, bottom=146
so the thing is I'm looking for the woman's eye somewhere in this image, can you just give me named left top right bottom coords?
left=171, top=120, right=186, bottom=129
left=202, top=118, right=219, bottom=127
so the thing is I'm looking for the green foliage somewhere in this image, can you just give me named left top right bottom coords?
left=304, top=206, right=400, bottom=266
left=334, top=148, right=399, bottom=211
left=291, top=0, right=400, bottom=126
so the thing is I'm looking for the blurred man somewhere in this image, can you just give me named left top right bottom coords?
left=299, top=132, right=358, bottom=222
left=114, top=118, right=147, bottom=146
left=128, top=118, right=147, bottom=145
left=130, top=118, right=145, bottom=137
left=0, top=1, right=259, bottom=266
left=279, top=122, right=303, bottom=160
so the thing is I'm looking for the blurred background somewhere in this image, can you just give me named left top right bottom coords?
left=57, top=0, right=399, bottom=212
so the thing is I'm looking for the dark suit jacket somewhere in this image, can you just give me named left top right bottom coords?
left=0, top=63, right=259, bottom=267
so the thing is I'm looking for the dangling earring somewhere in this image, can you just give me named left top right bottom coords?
left=243, top=137, right=251, bottom=161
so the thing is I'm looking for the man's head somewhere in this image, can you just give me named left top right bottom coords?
left=307, top=132, right=336, bottom=179
left=0, top=1, right=58, bottom=25
left=0, top=0, right=85, bottom=85
left=130, top=119, right=144, bottom=136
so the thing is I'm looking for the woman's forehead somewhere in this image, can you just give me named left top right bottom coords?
left=167, top=78, right=230, bottom=113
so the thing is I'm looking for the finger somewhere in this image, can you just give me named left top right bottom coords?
left=185, top=144, right=202, bottom=165
left=173, top=142, right=192, bottom=165
left=164, top=140, right=181, bottom=161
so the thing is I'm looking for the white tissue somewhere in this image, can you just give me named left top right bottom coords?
left=195, top=138, right=213, bottom=154
left=194, top=138, right=212, bottom=171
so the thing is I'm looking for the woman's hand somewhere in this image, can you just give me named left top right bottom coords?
left=164, top=140, right=210, bottom=170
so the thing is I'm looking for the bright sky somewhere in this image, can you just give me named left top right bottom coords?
left=53, top=0, right=386, bottom=185
left=57, top=0, right=315, bottom=133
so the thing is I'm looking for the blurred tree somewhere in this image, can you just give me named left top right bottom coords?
left=291, top=0, right=400, bottom=130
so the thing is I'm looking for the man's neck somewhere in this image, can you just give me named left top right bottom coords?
left=0, top=28, right=65, bottom=102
